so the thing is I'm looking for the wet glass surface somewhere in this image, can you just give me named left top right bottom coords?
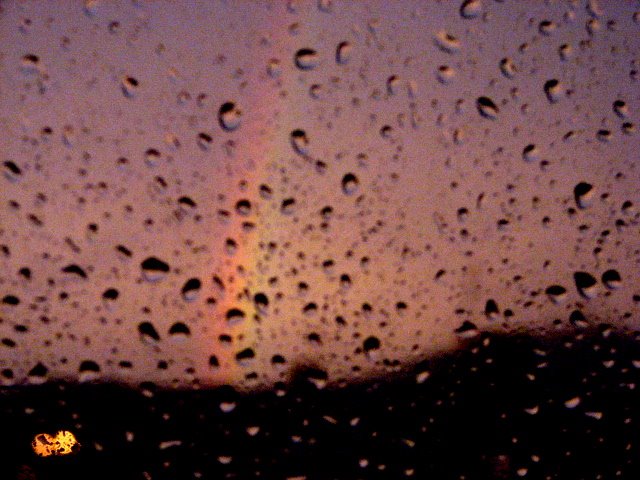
left=1, top=0, right=639, bottom=478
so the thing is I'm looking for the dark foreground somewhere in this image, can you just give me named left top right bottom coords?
left=2, top=328, right=640, bottom=479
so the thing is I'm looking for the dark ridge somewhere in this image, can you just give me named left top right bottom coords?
left=2, top=328, right=640, bottom=479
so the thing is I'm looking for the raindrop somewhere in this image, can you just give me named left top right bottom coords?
left=3, top=160, right=22, bottom=182
left=574, top=182, right=594, bottom=209
left=235, top=199, right=252, bottom=216
left=78, top=360, right=100, bottom=382
left=499, top=57, right=516, bottom=78
left=538, top=20, right=557, bottom=35
left=386, top=75, right=401, bottom=95
left=564, top=396, right=581, bottom=409
left=235, top=348, right=255, bottom=365
left=573, top=271, right=598, bottom=298
left=569, top=310, right=589, bottom=328
left=436, top=65, right=455, bottom=84
left=309, top=83, right=324, bottom=99
left=341, top=173, right=359, bottom=195
left=226, top=308, right=246, bottom=326
left=434, top=31, right=461, bottom=53
left=302, top=368, right=328, bottom=389
left=140, top=256, right=170, bottom=281
left=460, top=0, right=482, bottom=19
left=218, top=102, right=242, bottom=131
left=138, top=321, right=160, bottom=343
left=522, top=144, right=539, bottom=162
left=290, top=129, right=309, bottom=155
left=336, top=41, right=352, bottom=64
left=558, top=43, right=573, bottom=61
left=622, top=122, right=635, bottom=135
left=484, top=299, right=500, bottom=319
left=281, top=197, right=296, bottom=215
left=168, top=322, right=191, bottom=338
left=28, top=363, right=48, bottom=384
left=21, top=54, right=42, bottom=75
left=294, top=48, right=319, bottom=70
left=363, top=336, right=381, bottom=355
left=196, top=132, right=213, bottom=150
left=543, top=79, right=563, bottom=103
left=254, top=292, right=269, bottom=312
left=61, top=264, right=87, bottom=278
left=601, top=269, right=622, bottom=289
left=120, top=76, right=139, bottom=98
left=613, top=100, right=628, bottom=118
left=596, top=129, right=612, bottom=142
left=144, top=148, right=161, bottom=166
left=476, top=96, right=499, bottom=119
left=181, top=278, right=202, bottom=301
left=455, top=321, right=479, bottom=338
left=545, top=285, right=567, bottom=304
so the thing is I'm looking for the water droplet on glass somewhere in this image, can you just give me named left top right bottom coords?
left=140, top=256, right=170, bottom=282
left=522, top=144, right=539, bottom=162
left=460, top=0, right=482, bottom=19
left=545, top=285, right=567, bottom=304
left=573, top=271, right=598, bottom=298
left=295, top=48, right=319, bottom=70
left=2, top=160, right=22, bottom=182
left=387, top=75, right=401, bottom=95
left=476, top=96, right=499, bottom=119
left=21, top=54, right=41, bottom=74
left=434, top=31, right=461, bottom=53
left=144, top=148, right=161, bottom=166
left=226, top=308, right=246, bottom=326
left=290, top=129, right=309, bottom=155
left=181, top=278, right=201, bottom=302
left=601, top=269, right=622, bottom=289
left=574, top=182, right=594, bottom=209
left=121, top=76, right=139, bottom=98
left=558, top=43, right=573, bottom=61
left=538, top=20, right=557, bottom=35
left=564, top=396, right=581, bottom=409
left=138, top=321, right=161, bottom=344
left=543, top=79, right=563, bottom=103
left=336, top=41, right=352, bottom=64
left=341, top=173, right=359, bottom=195
left=613, top=100, right=628, bottom=118
left=499, top=57, right=516, bottom=78
left=436, top=65, right=455, bottom=84
left=218, top=102, right=242, bottom=131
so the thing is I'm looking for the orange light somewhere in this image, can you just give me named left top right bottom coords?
left=32, top=430, right=80, bottom=457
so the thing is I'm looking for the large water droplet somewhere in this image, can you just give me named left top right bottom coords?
left=290, top=129, right=309, bottom=155
left=573, top=271, right=598, bottom=298
left=341, top=173, right=359, bottom=195
left=522, top=144, right=539, bottom=162
left=218, top=102, right=242, bottom=131
left=336, top=41, right=352, bottom=64
left=476, top=96, right=499, bottom=119
left=140, top=256, right=170, bottom=282
left=120, top=75, right=139, bottom=98
left=295, top=48, right=319, bottom=70
left=434, top=31, right=461, bottom=53
left=574, top=182, right=594, bottom=209
left=544, top=79, right=563, bottom=103
left=499, top=57, right=516, bottom=78
left=436, top=65, right=455, bottom=84
left=601, top=269, right=622, bottom=289
left=460, top=0, right=482, bottom=19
